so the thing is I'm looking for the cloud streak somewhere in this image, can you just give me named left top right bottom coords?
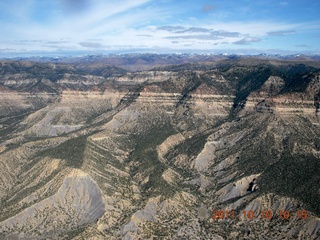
left=267, top=30, right=295, bottom=36
left=233, top=37, right=261, bottom=45
left=79, top=42, right=107, bottom=49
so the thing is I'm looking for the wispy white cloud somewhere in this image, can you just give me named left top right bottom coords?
left=233, top=37, right=261, bottom=45
left=79, top=42, right=108, bottom=49
left=1, top=0, right=152, bottom=40
left=156, top=26, right=185, bottom=32
left=267, top=30, right=295, bottom=36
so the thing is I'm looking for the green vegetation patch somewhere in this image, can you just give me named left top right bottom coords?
left=127, top=122, right=177, bottom=197
left=41, top=135, right=88, bottom=168
left=258, top=153, right=320, bottom=216
left=230, top=65, right=273, bottom=108
left=277, top=64, right=319, bottom=93
left=169, top=132, right=210, bottom=158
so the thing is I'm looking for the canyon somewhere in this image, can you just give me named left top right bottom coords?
left=0, top=56, right=319, bottom=239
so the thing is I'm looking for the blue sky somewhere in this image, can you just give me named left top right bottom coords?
left=0, top=0, right=319, bottom=56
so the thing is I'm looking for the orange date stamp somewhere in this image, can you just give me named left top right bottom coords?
left=212, top=209, right=308, bottom=220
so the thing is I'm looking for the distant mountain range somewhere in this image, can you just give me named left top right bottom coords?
left=3, top=53, right=320, bottom=71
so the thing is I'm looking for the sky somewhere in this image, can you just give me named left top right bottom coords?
left=0, top=0, right=320, bottom=56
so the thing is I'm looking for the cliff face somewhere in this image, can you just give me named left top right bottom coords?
left=0, top=58, right=319, bottom=239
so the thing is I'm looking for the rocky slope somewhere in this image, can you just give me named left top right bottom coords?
left=0, top=57, right=319, bottom=239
